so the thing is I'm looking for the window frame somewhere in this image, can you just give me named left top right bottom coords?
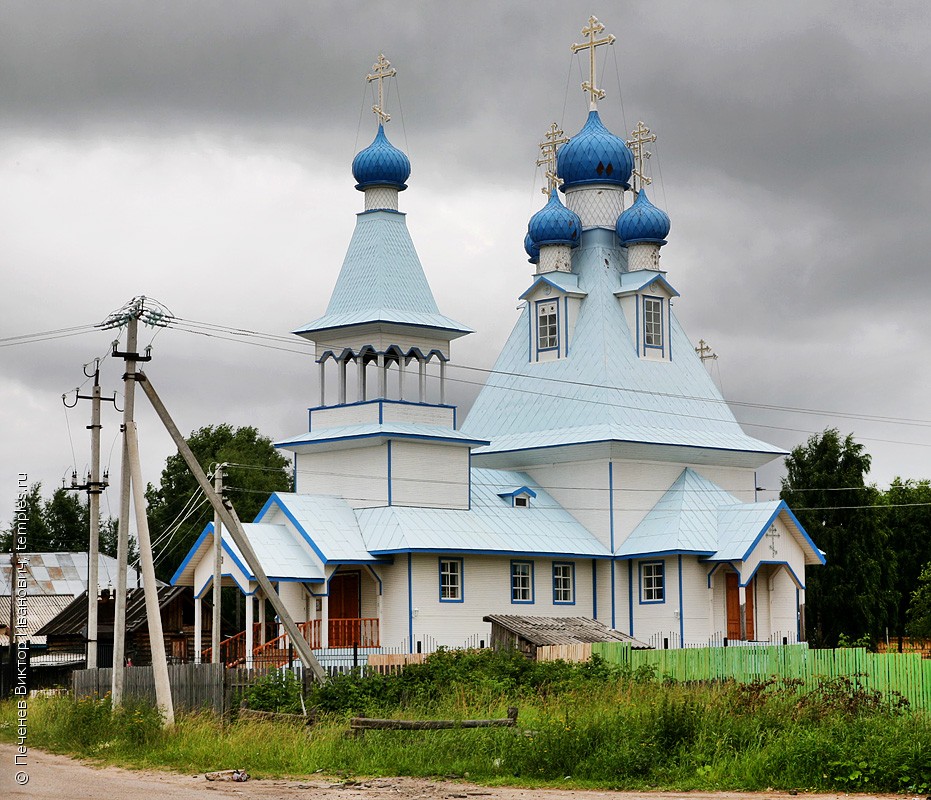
left=639, top=560, right=665, bottom=604
left=510, top=560, right=535, bottom=604
left=535, top=299, right=559, bottom=353
left=552, top=561, right=576, bottom=605
left=438, top=557, right=464, bottom=603
left=642, top=295, right=664, bottom=350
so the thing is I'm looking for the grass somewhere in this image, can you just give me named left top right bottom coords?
left=3, top=651, right=931, bottom=792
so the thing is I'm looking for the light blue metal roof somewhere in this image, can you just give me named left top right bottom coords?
left=275, top=423, right=488, bottom=450
left=519, top=272, right=587, bottom=300
left=616, top=468, right=736, bottom=556
left=256, top=493, right=378, bottom=563
left=227, top=522, right=327, bottom=581
left=617, top=469, right=825, bottom=566
left=462, top=234, right=782, bottom=459
left=294, top=210, right=471, bottom=338
left=361, top=469, right=610, bottom=557
left=615, top=269, right=679, bottom=298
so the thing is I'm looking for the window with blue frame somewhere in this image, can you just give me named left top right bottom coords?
left=643, top=296, right=663, bottom=348
left=536, top=301, right=559, bottom=351
left=553, top=562, right=575, bottom=604
left=511, top=561, right=534, bottom=603
left=640, top=560, right=665, bottom=603
left=439, top=558, right=463, bottom=602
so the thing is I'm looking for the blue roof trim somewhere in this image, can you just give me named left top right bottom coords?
left=739, top=501, right=825, bottom=564
left=306, top=398, right=457, bottom=414
left=259, top=493, right=329, bottom=565
left=474, top=436, right=785, bottom=458
left=496, top=486, right=538, bottom=499
left=275, top=429, right=489, bottom=450
left=170, top=523, right=213, bottom=585
left=367, top=546, right=614, bottom=559
left=741, top=559, right=806, bottom=590
left=615, top=548, right=716, bottom=561
left=615, top=270, right=680, bottom=298
left=519, top=274, right=588, bottom=301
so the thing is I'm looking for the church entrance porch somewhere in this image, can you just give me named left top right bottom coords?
left=725, top=572, right=755, bottom=641
left=327, top=571, right=379, bottom=647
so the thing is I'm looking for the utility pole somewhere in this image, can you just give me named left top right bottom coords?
left=211, top=464, right=225, bottom=663
left=100, top=298, right=159, bottom=705
left=63, top=360, right=116, bottom=669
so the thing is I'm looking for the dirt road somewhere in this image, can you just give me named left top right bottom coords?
left=0, top=744, right=903, bottom=800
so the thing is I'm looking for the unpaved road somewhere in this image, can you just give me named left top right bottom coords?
left=0, top=744, right=903, bottom=800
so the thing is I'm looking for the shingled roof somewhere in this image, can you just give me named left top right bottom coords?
left=483, top=614, right=651, bottom=649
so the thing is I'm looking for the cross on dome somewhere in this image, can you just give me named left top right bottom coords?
left=571, top=16, right=615, bottom=109
left=627, top=120, right=657, bottom=193
left=367, top=53, right=397, bottom=125
left=536, top=122, right=569, bottom=194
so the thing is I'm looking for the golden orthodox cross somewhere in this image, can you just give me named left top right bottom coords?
left=627, top=120, right=657, bottom=193
left=366, top=53, right=397, bottom=125
left=571, top=16, right=615, bottom=108
left=536, top=122, right=569, bottom=194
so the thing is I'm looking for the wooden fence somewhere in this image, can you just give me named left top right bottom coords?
left=536, top=643, right=593, bottom=663
left=72, top=663, right=291, bottom=716
left=591, top=642, right=931, bottom=710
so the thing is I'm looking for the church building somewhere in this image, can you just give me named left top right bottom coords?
left=172, top=20, right=824, bottom=658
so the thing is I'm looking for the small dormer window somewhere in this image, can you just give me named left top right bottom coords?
left=643, top=296, right=664, bottom=348
left=536, top=300, right=559, bottom=351
left=514, top=495, right=530, bottom=508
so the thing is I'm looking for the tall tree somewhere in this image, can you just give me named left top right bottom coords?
left=1, top=482, right=48, bottom=552
left=43, top=487, right=90, bottom=551
left=884, top=478, right=931, bottom=644
left=907, top=561, right=931, bottom=639
left=145, top=424, right=291, bottom=581
left=781, top=428, right=894, bottom=648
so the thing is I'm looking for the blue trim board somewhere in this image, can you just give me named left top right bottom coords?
left=527, top=303, right=533, bottom=363
left=365, top=565, right=383, bottom=595
left=591, top=559, right=598, bottom=619
left=796, top=586, right=801, bottom=640
left=706, top=561, right=738, bottom=589
left=617, top=548, right=714, bottom=561
left=642, top=295, right=665, bottom=356
left=367, top=546, right=612, bottom=559
left=476, top=437, right=785, bottom=459
left=195, top=571, right=251, bottom=598
left=510, top=560, right=535, bottom=604
left=742, top=559, right=806, bottom=590
left=563, top=296, right=569, bottom=356
left=552, top=561, right=576, bottom=605
left=628, top=560, right=634, bottom=636
left=438, top=556, right=464, bottom=603
left=387, top=440, right=393, bottom=506
left=307, top=397, right=458, bottom=415
left=638, top=559, right=665, bottom=605
left=609, top=462, right=616, bottom=628
left=256, top=494, right=329, bottom=564
left=170, top=523, right=213, bottom=585
left=276, top=431, right=489, bottom=450
left=678, top=555, right=685, bottom=643
left=407, top=554, right=414, bottom=654
left=635, top=295, right=640, bottom=355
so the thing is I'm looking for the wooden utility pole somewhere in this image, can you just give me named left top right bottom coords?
left=137, top=373, right=327, bottom=684
left=211, top=464, right=225, bottom=663
left=63, top=361, right=115, bottom=669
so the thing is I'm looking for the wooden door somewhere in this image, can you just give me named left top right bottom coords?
left=329, top=572, right=361, bottom=646
left=725, top=573, right=755, bottom=641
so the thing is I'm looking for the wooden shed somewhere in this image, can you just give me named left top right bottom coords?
left=483, top=614, right=651, bottom=659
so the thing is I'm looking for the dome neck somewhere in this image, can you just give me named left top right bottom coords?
left=364, top=186, right=400, bottom=211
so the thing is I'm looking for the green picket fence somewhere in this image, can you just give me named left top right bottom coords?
left=592, top=642, right=931, bottom=711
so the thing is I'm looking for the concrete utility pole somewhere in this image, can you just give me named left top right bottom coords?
left=125, top=421, right=174, bottom=724
left=100, top=298, right=159, bottom=705
left=63, top=360, right=116, bottom=669
left=211, top=464, right=225, bottom=663
left=137, top=373, right=327, bottom=683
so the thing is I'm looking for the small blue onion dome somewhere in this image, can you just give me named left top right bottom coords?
left=528, top=189, right=582, bottom=248
left=352, top=124, right=411, bottom=191
left=524, top=231, right=540, bottom=264
left=616, top=188, right=671, bottom=244
left=557, top=110, right=633, bottom=191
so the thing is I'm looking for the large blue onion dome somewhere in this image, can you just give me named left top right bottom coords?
left=528, top=189, right=582, bottom=248
left=352, top=124, right=411, bottom=191
left=524, top=231, right=540, bottom=264
left=557, top=110, right=633, bottom=191
left=616, top=188, right=671, bottom=244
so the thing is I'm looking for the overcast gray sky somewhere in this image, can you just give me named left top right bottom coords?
left=2, top=1, right=930, bottom=530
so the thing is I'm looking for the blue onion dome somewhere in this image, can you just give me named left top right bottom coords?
left=528, top=189, right=582, bottom=248
left=616, top=188, right=671, bottom=244
left=524, top=231, right=540, bottom=264
left=557, top=110, right=633, bottom=190
left=352, top=124, right=411, bottom=191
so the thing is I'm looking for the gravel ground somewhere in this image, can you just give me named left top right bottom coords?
left=0, top=744, right=907, bottom=800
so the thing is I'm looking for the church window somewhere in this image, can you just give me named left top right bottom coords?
left=439, top=558, right=463, bottom=602
left=643, top=297, right=663, bottom=348
left=513, top=494, right=530, bottom=508
left=536, top=301, right=559, bottom=351
left=553, top=562, right=575, bottom=604
left=640, top=560, right=665, bottom=603
left=511, top=561, right=534, bottom=603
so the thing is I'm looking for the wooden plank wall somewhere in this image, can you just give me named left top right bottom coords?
left=536, top=643, right=592, bottom=663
